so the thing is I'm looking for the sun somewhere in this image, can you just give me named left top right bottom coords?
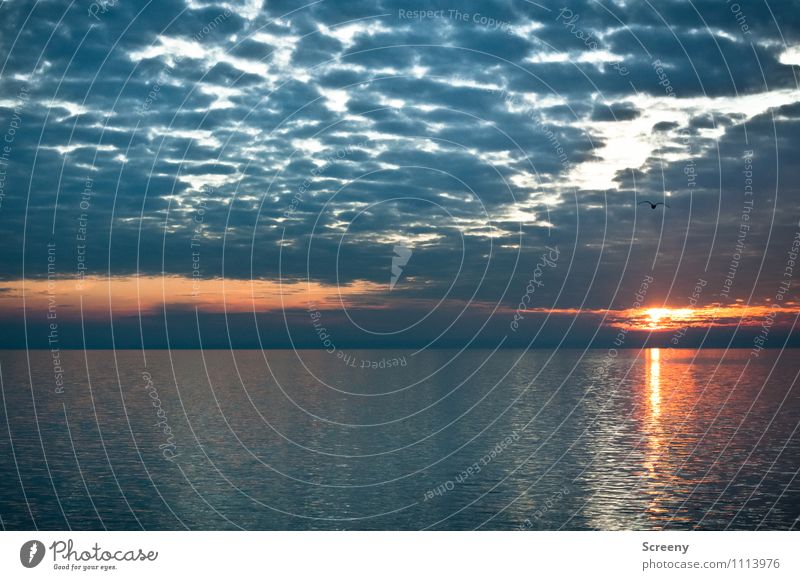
left=646, top=308, right=670, bottom=324
left=643, top=307, right=695, bottom=329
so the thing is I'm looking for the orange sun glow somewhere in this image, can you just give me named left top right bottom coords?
left=614, top=303, right=800, bottom=331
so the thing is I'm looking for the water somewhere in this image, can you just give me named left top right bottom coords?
left=0, top=348, right=798, bottom=530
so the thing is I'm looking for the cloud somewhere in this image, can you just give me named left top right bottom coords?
left=779, top=45, right=800, bottom=66
left=1, top=0, right=799, bottom=346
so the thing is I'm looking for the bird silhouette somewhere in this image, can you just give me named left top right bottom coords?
left=638, top=200, right=670, bottom=209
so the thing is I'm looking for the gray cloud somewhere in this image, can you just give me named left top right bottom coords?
left=1, top=0, right=799, bottom=346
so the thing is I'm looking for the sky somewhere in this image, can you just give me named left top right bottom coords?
left=0, top=0, right=799, bottom=348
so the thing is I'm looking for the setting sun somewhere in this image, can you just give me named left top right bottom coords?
left=609, top=304, right=800, bottom=332
left=645, top=307, right=694, bottom=329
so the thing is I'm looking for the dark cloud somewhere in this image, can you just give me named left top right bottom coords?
left=591, top=101, right=641, bottom=121
left=0, top=0, right=799, bottom=346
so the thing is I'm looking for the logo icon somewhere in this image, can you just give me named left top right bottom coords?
left=20, top=540, right=45, bottom=568
left=390, top=245, right=413, bottom=290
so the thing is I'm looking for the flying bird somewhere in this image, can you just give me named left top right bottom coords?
left=638, top=201, right=670, bottom=209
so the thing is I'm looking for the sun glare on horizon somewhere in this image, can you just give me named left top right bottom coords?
left=645, top=307, right=694, bottom=329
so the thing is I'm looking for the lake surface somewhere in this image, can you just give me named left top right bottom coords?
left=0, top=348, right=798, bottom=530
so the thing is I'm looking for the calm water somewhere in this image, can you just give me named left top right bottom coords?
left=0, top=348, right=798, bottom=530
